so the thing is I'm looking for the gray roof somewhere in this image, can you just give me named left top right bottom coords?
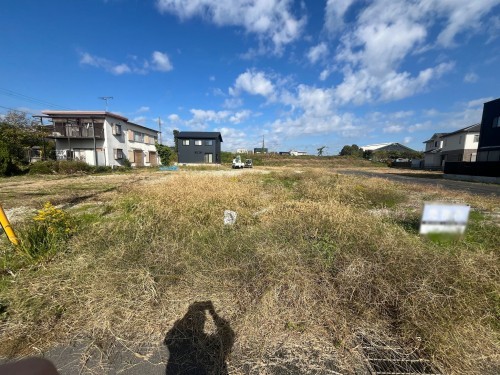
left=423, top=133, right=448, bottom=143
left=361, top=142, right=417, bottom=152
left=441, top=123, right=481, bottom=138
left=41, top=110, right=159, bottom=133
left=177, top=131, right=223, bottom=142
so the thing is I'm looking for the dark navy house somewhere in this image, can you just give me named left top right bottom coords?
left=477, top=98, right=500, bottom=162
left=176, top=131, right=223, bottom=164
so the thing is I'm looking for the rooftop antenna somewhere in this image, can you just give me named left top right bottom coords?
left=99, top=96, right=113, bottom=111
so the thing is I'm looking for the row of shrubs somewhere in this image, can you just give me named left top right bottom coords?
left=28, top=160, right=131, bottom=175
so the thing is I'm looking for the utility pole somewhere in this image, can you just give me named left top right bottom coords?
left=262, top=135, right=265, bottom=153
left=158, top=117, right=162, bottom=144
left=98, top=96, right=113, bottom=111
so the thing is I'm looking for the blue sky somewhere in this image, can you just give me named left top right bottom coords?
left=1, top=0, right=499, bottom=154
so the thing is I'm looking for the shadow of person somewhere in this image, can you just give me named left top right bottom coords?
left=164, top=301, right=235, bottom=375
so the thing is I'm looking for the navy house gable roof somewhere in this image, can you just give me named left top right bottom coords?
left=177, top=131, right=223, bottom=142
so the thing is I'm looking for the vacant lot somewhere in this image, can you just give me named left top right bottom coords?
left=1, top=164, right=499, bottom=374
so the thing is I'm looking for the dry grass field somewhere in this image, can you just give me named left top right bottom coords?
left=0, top=163, right=499, bottom=374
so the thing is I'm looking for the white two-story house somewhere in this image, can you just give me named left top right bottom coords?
left=422, top=133, right=447, bottom=169
left=42, top=111, right=159, bottom=167
left=440, top=123, right=481, bottom=164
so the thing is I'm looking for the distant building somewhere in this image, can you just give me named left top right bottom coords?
left=290, top=150, right=307, bottom=156
left=236, top=148, right=249, bottom=154
left=361, top=142, right=417, bottom=153
left=176, top=131, right=223, bottom=164
left=477, top=98, right=500, bottom=162
left=42, top=111, right=159, bottom=167
left=254, top=147, right=268, bottom=154
left=423, top=133, right=448, bottom=168
left=440, top=124, right=480, bottom=163
left=279, top=151, right=290, bottom=155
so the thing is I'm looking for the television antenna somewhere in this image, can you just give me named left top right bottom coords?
left=98, top=96, right=113, bottom=111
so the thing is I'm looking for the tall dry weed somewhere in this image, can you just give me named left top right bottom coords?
left=1, top=170, right=498, bottom=373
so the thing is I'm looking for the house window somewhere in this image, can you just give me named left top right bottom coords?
left=434, top=141, right=438, bottom=147
left=114, top=149, right=124, bottom=160
left=458, top=135, right=463, bottom=144
left=205, top=140, right=213, bottom=146
left=113, top=124, right=122, bottom=135
left=133, top=131, right=144, bottom=142
left=182, top=139, right=190, bottom=146
left=473, top=134, right=479, bottom=142
left=493, top=117, right=500, bottom=128
left=195, top=140, right=203, bottom=146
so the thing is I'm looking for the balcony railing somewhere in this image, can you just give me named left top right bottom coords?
left=50, top=124, right=104, bottom=139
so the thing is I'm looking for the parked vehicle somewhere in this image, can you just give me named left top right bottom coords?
left=244, top=159, right=253, bottom=168
left=232, top=155, right=245, bottom=169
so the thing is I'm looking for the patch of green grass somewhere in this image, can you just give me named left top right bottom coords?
left=261, top=172, right=302, bottom=189
left=354, top=184, right=407, bottom=208
left=462, top=210, right=500, bottom=251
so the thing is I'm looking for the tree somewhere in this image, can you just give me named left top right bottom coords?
left=155, top=142, right=174, bottom=166
left=317, top=146, right=327, bottom=156
left=173, top=129, right=179, bottom=154
left=0, top=111, right=49, bottom=176
left=339, top=144, right=363, bottom=157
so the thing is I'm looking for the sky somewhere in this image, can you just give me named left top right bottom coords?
left=1, top=0, right=499, bottom=154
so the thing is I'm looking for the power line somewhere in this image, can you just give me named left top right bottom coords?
left=0, top=87, right=70, bottom=110
left=0, top=104, right=38, bottom=115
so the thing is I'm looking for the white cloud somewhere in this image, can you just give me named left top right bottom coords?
left=229, top=110, right=251, bottom=124
left=223, top=97, right=243, bottom=109
left=136, top=106, right=150, bottom=113
left=79, top=50, right=173, bottom=75
left=408, top=122, right=431, bottom=133
left=214, top=127, right=248, bottom=150
left=168, top=114, right=180, bottom=122
left=324, top=0, right=497, bottom=105
left=307, top=42, right=328, bottom=64
left=132, top=116, right=147, bottom=125
left=79, top=52, right=101, bottom=67
left=324, top=0, right=358, bottom=33
left=467, top=97, right=493, bottom=107
left=319, top=69, right=331, bottom=81
left=230, top=70, right=275, bottom=98
left=383, top=125, right=403, bottom=133
left=271, top=112, right=361, bottom=137
left=403, top=136, right=412, bottom=144
left=464, top=72, right=478, bottom=83
left=190, top=109, right=231, bottom=125
left=432, top=0, right=500, bottom=47
left=111, top=64, right=131, bottom=75
left=151, top=51, right=173, bottom=71
left=79, top=52, right=131, bottom=75
left=155, top=0, right=306, bottom=52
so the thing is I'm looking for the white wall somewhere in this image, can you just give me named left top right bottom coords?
left=124, top=122, right=159, bottom=167
left=425, top=139, right=443, bottom=151
left=53, top=115, right=159, bottom=167
left=442, top=132, right=479, bottom=152
left=104, top=116, right=128, bottom=167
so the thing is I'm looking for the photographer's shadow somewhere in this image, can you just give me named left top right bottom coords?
left=164, top=301, right=235, bottom=375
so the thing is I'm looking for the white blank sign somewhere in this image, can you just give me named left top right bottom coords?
left=420, top=203, right=470, bottom=234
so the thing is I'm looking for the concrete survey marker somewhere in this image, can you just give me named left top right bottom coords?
left=359, top=334, right=441, bottom=375
left=419, top=203, right=470, bottom=235
left=224, top=210, right=237, bottom=225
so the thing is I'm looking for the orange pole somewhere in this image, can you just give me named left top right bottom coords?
left=0, top=204, right=19, bottom=246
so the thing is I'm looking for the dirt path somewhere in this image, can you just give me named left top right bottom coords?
left=339, top=169, right=500, bottom=197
